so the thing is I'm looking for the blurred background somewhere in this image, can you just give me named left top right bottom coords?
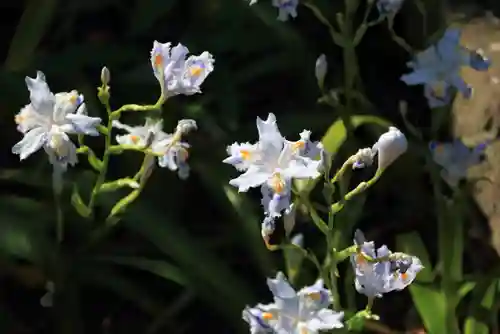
left=1, top=0, right=500, bottom=333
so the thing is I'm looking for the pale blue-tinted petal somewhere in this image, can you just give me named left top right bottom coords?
left=261, top=215, right=276, bottom=242
left=257, top=113, right=283, bottom=145
left=430, top=141, right=454, bottom=167
left=436, top=28, right=461, bottom=60
left=400, top=68, right=436, bottom=85
left=25, top=71, right=55, bottom=113
left=242, top=306, right=275, bottom=334
left=229, top=166, right=270, bottom=192
left=440, top=169, right=461, bottom=187
left=305, top=309, right=344, bottom=331
left=282, top=158, right=321, bottom=180
left=298, top=279, right=331, bottom=310
left=468, top=51, right=491, bottom=71
left=377, top=0, right=404, bottom=16
left=223, top=142, right=258, bottom=171
left=45, top=132, right=78, bottom=168
left=180, top=51, right=215, bottom=95
left=267, top=191, right=291, bottom=217
left=150, top=41, right=171, bottom=80
left=267, top=272, right=297, bottom=299
left=448, top=72, right=472, bottom=98
left=63, top=114, right=102, bottom=136
left=424, top=84, right=451, bottom=107
left=158, top=150, right=178, bottom=170
left=12, top=127, right=47, bottom=160
left=176, top=161, right=190, bottom=180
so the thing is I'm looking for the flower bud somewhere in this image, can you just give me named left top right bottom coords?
left=315, top=54, right=327, bottom=90
left=101, top=66, right=110, bottom=86
left=371, top=126, right=407, bottom=172
left=176, top=119, right=197, bottom=135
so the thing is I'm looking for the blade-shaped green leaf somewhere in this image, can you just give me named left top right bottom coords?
left=409, top=283, right=448, bottom=334
left=463, top=279, right=498, bottom=334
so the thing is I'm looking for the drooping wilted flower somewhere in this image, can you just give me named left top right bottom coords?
left=351, top=230, right=422, bottom=297
left=429, top=139, right=488, bottom=187
left=376, top=0, right=405, bottom=17
left=243, top=272, right=344, bottom=333
left=400, top=28, right=491, bottom=107
left=150, top=41, right=214, bottom=97
left=273, top=0, right=299, bottom=21
left=12, top=71, right=102, bottom=176
left=112, top=118, right=195, bottom=179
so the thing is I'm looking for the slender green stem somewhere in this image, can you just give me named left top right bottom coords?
left=331, top=170, right=382, bottom=214
left=331, top=156, right=355, bottom=184
left=88, top=92, right=164, bottom=212
left=88, top=103, right=113, bottom=212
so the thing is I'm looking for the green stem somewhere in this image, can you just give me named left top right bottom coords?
left=331, top=156, right=355, bottom=184
left=331, top=170, right=382, bottom=214
left=88, top=107, right=113, bottom=212
left=88, top=93, right=164, bottom=212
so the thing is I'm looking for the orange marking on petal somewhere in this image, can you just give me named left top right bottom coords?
left=154, top=54, right=163, bottom=67
left=15, top=115, right=24, bottom=124
left=356, top=254, right=366, bottom=265
left=401, top=272, right=408, bottom=280
left=189, top=66, right=202, bottom=76
left=270, top=173, right=284, bottom=194
left=179, top=148, right=189, bottom=161
left=240, top=149, right=251, bottom=160
left=130, top=135, right=140, bottom=144
left=261, top=312, right=273, bottom=320
left=308, top=292, right=321, bottom=301
left=293, top=140, right=305, bottom=151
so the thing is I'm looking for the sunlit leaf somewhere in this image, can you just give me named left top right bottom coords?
left=464, top=279, right=498, bottom=334
left=409, top=283, right=448, bottom=334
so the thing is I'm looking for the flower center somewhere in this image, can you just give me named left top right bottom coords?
left=130, top=135, right=140, bottom=144
left=15, top=114, right=24, bottom=124
left=261, top=312, right=273, bottom=320
left=154, top=54, right=163, bottom=67
left=189, top=65, right=202, bottom=77
left=293, top=140, right=305, bottom=152
left=270, top=173, right=285, bottom=194
left=240, top=149, right=251, bottom=160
